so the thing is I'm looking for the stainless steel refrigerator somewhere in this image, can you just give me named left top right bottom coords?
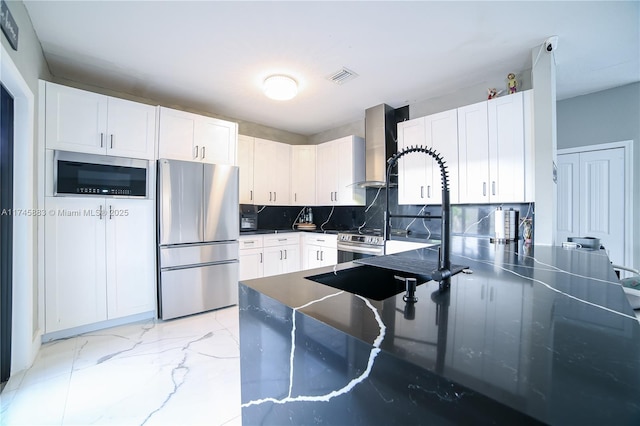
left=157, top=159, right=239, bottom=320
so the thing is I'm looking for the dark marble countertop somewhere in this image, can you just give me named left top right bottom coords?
left=239, top=236, right=640, bottom=424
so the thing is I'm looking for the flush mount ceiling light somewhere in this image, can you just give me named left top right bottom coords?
left=263, top=75, right=298, bottom=101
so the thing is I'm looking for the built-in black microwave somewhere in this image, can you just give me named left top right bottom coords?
left=54, top=151, right=148, bottom=197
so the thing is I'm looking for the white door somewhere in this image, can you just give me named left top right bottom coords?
left=44, top=197, right=108, bottom=332
left=105, top=199, right=155, bottom=319
left=196, top=117, right=237, bottom=165
left=238, top=136, right=255, bottom=204
left=291, top=145, right=316, bottom=206
left=397, top=118, right=427, bottom=205
left=106, top=97, right=156, bottom=160
left=557, top=148, right=626, bottom=266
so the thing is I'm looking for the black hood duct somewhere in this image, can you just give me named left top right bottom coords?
left=355, top=104, right=408, bottom=188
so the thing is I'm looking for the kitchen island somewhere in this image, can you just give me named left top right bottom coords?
left=238, top=236, right=640, bottom=425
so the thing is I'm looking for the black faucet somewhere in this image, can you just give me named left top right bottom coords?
left=385, top=146, right=452, bottom=292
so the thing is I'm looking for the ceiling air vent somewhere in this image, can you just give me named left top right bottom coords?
left=327, top=67, right=359, bottom=85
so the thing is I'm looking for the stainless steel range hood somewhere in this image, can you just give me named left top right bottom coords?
left=355, top=104, right=399, bottom=188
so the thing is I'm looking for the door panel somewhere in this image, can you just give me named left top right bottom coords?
left=579, top=149, right=625, bottom=265
left=203, top=164, right=239, bottom=242
left=158, top=159, right=203, bottom=245
left=557, top=148, right=625, bottom=266
left=159, top=262, right=238, bottom=320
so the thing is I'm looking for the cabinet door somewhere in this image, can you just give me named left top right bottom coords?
left=319, top=247, right=337, bottom=267
left=316, top=142, right=337, bottom=205
left=106, top=97, right=156, bottom=160
left=45, top=197, right=107, bottom=332
left=488, top=92, right=525, bottom=202
left=239, top=249, right=264, bottom=281
left=197, top=117, right=238, bottom=165
left=397, top=118, right=428, bottom=205
left=291, top=145, right=316, bottom=205
left=158, top=107, right=197, bottom=161
left=272, top=142, right=291, bottom=205
left=457, top=101, right=490, bottom=203
left=426, top=110, right=458, bottom=204
left=253, top=139, right=291, bottom=205
left=105, top=199, right=156, bottom=319
left=262, top=245, right=285, bottom=277
left=304, top=245, right=323, bottom=270
left=253, top=139, right=276, bottom=205
left=45, top=82, right=108, bottom=155
left=335, top=136, right=365, bottom=206
left=238, top=135, right=255, bottom=204
left=282, top=244, right=301, bottom=273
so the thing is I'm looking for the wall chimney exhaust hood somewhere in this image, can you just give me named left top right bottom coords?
left=354, top=104, right=402, bottom=188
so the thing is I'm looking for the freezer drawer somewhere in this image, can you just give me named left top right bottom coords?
left=159, top=261, right=238, bottom=320
left=160, top=241, right=238, bottom=269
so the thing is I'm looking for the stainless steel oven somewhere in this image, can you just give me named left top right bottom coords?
left=337, top=231, right=385, bottom=263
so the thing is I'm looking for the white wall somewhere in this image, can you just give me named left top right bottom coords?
left=557, top=82, right=640, bottom=270
left=1, top=0, right=51, bottom=373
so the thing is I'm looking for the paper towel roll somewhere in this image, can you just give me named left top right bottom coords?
left=495, top=208, right=505, bottom=239
left=509, top=209, right=517, bottom=240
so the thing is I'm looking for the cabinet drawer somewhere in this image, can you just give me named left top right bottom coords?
left=240, top=235, right=263, bottom=249
left=263, top=233, right=301, bottom=247
left=303, top=233, right=337, bottom=248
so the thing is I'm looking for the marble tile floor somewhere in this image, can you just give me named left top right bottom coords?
left=0, top=306, right=241, bottom=426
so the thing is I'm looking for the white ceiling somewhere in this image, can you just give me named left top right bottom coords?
left=24, top=1, right=639, bottom=136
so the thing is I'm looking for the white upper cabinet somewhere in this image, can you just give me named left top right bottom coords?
left=397, top=109, right=458, bottom=205
left=458, top=91, right=529, bottom=203
left=253, top=138, right=291, bottom=205
left=316, top=136, right=365, bottom=206
left=398, top=117, right=428, bottom=205
left=238, top=135, right=255, bottom=204
left=291, top=145, right=316, bottom=206
left=457, top=100, right=490, bottom=203
left=158, top=106, right=237, bottom=165
left=45, top=82, right=156, bottom=160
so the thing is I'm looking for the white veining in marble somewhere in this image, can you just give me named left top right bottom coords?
left=241, top=291, right=386, bottom=408
left=448, top=241, right=639, bottom=322
left=0, top=307, right=242, bottom=426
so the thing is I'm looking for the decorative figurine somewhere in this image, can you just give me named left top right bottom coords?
left=507, top=73, right=517, bottom=94
left=487, top=88, right=502, bottom=100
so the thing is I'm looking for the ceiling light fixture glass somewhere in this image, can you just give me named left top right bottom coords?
left=263, top=75, right=298, bottom=101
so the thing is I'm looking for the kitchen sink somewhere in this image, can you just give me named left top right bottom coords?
left=305, top=265, right=431, bottom=301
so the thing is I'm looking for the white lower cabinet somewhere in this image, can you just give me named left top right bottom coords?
left=263, top=234, right=301, bottom=277
left=302, top=234, right=337, bottom=270
left=45, top=197, right=155, bottom=333
left=239, top=235, right=264, bottom=280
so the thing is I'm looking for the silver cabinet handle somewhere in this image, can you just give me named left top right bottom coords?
left=492, top=181, right=496, bottom=196
left=420, top=186, right=424, bottom=199
left=110, top=134, right=114, bottom=149
left=334, top=191, right=337, bottom=202
left=330, top=192, right=333, bottom=201
left=320, top=250, right=323, bottom=261
left=316, top=250, right=319, bottom=260
left=274, top=192, right=277, bottom=202
left=201, top=146, right=205, bottom=159
left=250, top=190, right=253, bottom=201
left=194, top=145, right=199, bottom=159
left=98, top=205, right=104, bottom=220
left=294, top=193, right=297, bottom=202
left=279, top=250, right=283, bottom=260
left=483, top=182, right=487, bottom=196
left=109, top=205, right=113, bottom=220
left=427, top=185, right=431, bottom=198
left=284, top=249, right=287, bottom=260
left=259, top=253, right=263, bottom=263
left=100, top=133, right=104, bottom=148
